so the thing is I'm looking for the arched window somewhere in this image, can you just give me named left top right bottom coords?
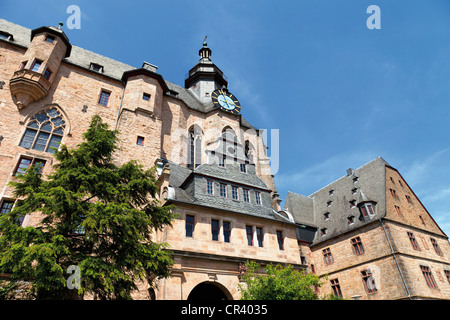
left=187, top=125, right=202, bottom=169
left=19, top=107, right=65, bottom=154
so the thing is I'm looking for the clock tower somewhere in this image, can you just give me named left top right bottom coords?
left=185, top=40, right=228, bottom=104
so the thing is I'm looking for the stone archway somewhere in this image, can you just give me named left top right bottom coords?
left=187, top=281, right=233, bottom=300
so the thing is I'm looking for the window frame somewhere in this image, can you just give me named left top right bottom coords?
left=255, top=191, right=262, bottom=206
left=185, top=215, right=195, bottom=238
left=351, top=236, right=365, bottom=256
left=330, top=278, right=342, bottom=298
left=98, top=89, right=111, bottom=106
left=142, top=92, right=151, bottom=101
left=361, top=270, right=377, bottom=294
left=219, top=183, right=227, bottom=198
left=14, top=156, right=46, bottom=176
left=277, top=230, right=284, bottom=250
left=256, top=227, right=263, bottom=247
left=408, top=232, right=420, bottom=250
left=31, top=59, right=42, bottom=72
left=136, top=135, right=145, bottom=146
left=19, top=108, right=65, bottom=154
left=223, top=221, right=231, bottom=243
left=243, top=189, right=250, bottom=203
left=211, top=219, right=220, bottom=241
left=430, top=238, right=443, bottom=256
left=323, top=248, right=334, bottom=265
left=231, top=185, right=239, bottom=201
left=421, top=265, right=438, bottom=289
left=246, top=225, right=253, bottom=246
left=206, top=179, right=214, bottom=195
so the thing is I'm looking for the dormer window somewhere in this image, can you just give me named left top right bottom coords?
left=0, top=31, right=13, bottom=41
left=90, top=63, right=104, bottom=73
left=358, top=202, right=376, bottom=221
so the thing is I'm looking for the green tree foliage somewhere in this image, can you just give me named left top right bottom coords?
left=0, top=115, right=176, bottom=299
left=238, top=261, right=325, bottom=300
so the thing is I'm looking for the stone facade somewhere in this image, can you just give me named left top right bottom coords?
left=0, top=18, right=449, bottom=300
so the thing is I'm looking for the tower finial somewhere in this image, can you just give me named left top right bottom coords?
left=199, top=36, right=211, bottom=61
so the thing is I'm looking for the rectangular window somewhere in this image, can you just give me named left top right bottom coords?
left=277, top=230, right=284, bottom=250
left=219, top=155, right=225, bottom=167
left=255, top=191, right=261, bottom=206
left=136, top=136, right=145, bottom=146
left=0, top=200, right=14, bottom=214
left=143, top=93, right=151, bottom=101
left=430, top=238, right=443, bottom=256
left=405, top=195, right=412, bottom=203
left=223, top=221, right=231, bottom=243
left=360, top=206, right=368, bottom=218
left=351, top=237, right=365, bottom=255
left=408, top=232, right=420, bottom=250
left=390, top=188, right=398, bottom=199
left=206, top=180, right=214, bottom=195
left=367, top=204, right=375, bottom=215
left=185, top=215, right=194, bottom=238
left=240, top=163, right=247, bottom=173
left=43, top=68, right=52, bottom=80
left=256, top=227, right=263, bottom=247
left=243, top=189, right=250, bottom=203
left=14, top=157, right=46, bottom=176
left=330, top=279, right=342, bottom=298
left=72, top=215, right=86, bottom=235
left=219, top=183, right=227, bottom=197
left=246, top=225, right=253, bottom=246
left=31, top=59, right=42, bottom=72
left=211, top=219, right=219, bottom=241
left=323, top=248, right=334, bottom=265
left=98, top=90, right=110, bottom=106
left=232, top=186, right=239, bottom=200
left=19, top=60, right=28, bottom=70
left=361, top=270, right=377, bottom=294
left=45, top=35, right=55, bottom=43
left=395, top=205, right=402, bottom=216
left=421, top=266, right=438, bottom=289
left=444, top=270, right=450, bottom=284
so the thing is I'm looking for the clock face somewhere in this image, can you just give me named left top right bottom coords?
left=212, top=89, right=241, bottom=115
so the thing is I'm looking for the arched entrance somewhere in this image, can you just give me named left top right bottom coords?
left=187, top=281, right=233, bottom=300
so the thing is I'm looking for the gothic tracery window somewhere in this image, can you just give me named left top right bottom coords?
left=19, top=107, right=65, bottom=154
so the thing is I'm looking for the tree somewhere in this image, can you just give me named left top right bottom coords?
left=0, top=115, right=176, bottom=299
left=238, top=261, right=324, bottom=300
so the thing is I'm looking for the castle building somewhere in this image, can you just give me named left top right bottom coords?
left=0, top=18, right=449, bottom=300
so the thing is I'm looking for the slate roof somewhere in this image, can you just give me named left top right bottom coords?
left=165, top=160, right=292, bottom=223
left=0, top=18, right=254, bottom=129
left=283, top=157, right=390, bottom=245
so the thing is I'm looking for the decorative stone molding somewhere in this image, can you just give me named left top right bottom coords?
left=9, top=69, right=51, bottom=109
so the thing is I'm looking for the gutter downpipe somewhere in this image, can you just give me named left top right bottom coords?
left=114, top=80, right=126, bottom=131
left=379, top=218, right=412, bottom=300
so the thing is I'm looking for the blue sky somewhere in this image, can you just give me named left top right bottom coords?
left=2, top=1, right=450, bottom=236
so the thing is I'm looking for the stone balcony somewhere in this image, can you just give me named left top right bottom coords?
left=9, top=69, right=51, bottom=109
